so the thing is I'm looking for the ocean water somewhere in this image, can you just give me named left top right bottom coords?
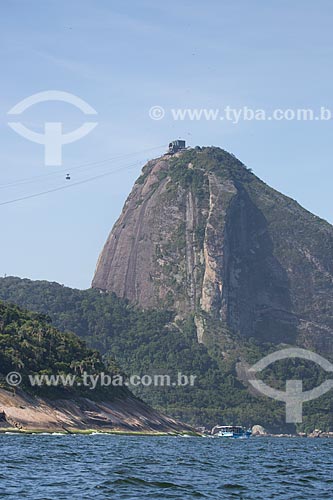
left=0, top=435, right=332, bottom=499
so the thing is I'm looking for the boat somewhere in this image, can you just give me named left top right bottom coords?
left=212, top=425, right=252, bottom=438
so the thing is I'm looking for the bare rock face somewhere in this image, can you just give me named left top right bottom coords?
left=92, top=147, right=333, bottom=352
left=0, top=389, right=191, bottom=433
left=251, top=425, right=268, bottom=436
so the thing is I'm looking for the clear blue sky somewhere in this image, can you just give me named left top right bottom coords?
left=1, top=0, right=332, bottom=289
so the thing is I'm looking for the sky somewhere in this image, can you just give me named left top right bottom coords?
left=0, top=0, right=332, bottom=289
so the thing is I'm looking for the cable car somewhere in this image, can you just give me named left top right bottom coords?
left=66, top=174, right=71, bottom=180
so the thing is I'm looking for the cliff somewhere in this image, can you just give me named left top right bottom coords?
left=92, top=147, right=333, bottom=353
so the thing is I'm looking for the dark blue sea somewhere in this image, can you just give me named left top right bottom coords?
left=0, top=435, right=332, bottom=499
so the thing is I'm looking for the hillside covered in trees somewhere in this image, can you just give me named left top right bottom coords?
left=0, top=276, right=332, bottom=433
left=0, top=299, right=121, bottom=399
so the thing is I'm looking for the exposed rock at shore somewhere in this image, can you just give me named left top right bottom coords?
left=251, top=424, right=268, bottom=436
left=307, top=429, right=333, bottom=438
left=0, top=388, right=191, bottom=433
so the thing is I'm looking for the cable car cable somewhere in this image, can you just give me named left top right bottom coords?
left=0, top=160, right=143, bottom=207
left=0, top=144, right=167, bottom=190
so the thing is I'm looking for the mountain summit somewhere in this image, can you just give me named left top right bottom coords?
left=92, top=147, right=333, bottom=353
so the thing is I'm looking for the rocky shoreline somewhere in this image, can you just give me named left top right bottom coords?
left=0, top=388, right=192, bottom=434
left=252, top=433, right=333, bottom=438
left=1, top=389, right=331, bottom=437
left=251, top=425, right=333, bottom=439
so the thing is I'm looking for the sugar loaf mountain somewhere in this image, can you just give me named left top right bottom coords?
left=1, top=143, right=333, bottom=433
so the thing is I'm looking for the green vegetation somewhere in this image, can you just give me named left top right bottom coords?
left=0, top=299, right=123, bottom=400
left=0, top=277, right=332, bottom=432
left=169, top=147, right=254, bottom=186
